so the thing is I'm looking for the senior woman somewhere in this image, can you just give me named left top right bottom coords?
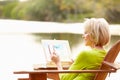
left=51, top=18, right=111, bottom=80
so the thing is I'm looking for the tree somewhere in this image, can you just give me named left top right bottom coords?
left=23, top=0, right=67, bottom=21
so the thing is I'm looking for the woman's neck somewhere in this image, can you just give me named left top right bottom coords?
left=89, top=43, right=104, bottom=50
left=94, top=45, right=104, bottom=50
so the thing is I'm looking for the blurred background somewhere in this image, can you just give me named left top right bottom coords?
left=0, top=0, right=120, bottom=23
left=0, top=0, right=120, bottom=80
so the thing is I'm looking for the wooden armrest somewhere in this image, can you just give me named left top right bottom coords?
left=14, top=69, right=116, bottom=74
left=103, top=61, right=120, bottom=70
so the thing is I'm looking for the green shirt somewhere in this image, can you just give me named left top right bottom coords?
left=60, top=48, right=106, bottom=80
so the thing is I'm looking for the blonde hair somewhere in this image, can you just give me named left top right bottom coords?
left=84, top=18, right=111, bottom=46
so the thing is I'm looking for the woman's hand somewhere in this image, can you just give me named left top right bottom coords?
left=51, top=52, right=60, bottom=65
left=51, top=51, right=63, bottom=70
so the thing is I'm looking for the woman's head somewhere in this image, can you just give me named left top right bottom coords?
left=83, top=18, right=111, bottom=47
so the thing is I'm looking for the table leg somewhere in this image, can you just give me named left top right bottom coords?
left=29, top=73, right=47, bottom=80
left=47, top=73, right=59, bottom=80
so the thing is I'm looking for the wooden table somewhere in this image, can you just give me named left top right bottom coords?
left=14, top=69, right=116, bottom=80
left=14, top=70, right=57, bottom=80
left=14, top=62, right=71, bottom=80
left=14, top=66, right=69, bottom=80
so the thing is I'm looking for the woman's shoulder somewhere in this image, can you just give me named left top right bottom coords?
left=78, top=48, right=106, bottom=57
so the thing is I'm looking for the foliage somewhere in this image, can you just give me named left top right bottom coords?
left=2, top=2, right=18, bottom=18
left=11, top=2, right=28, bottom=19
left=0, top=6, right=3, bottom=17
left=0, top=0, right=120, bottom=23
left=104, top=0, right=120, bottom=23
left=0, top=1, right=18, bottom=18
left=23, top=0, right=67, bottom=21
